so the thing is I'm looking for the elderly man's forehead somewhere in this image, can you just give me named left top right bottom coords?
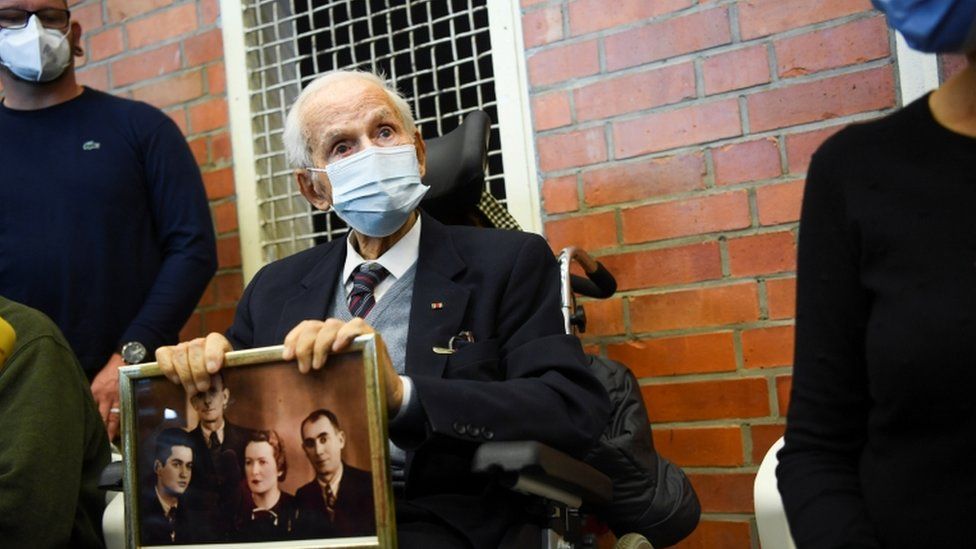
left=302, top=77, right=403, bottom=126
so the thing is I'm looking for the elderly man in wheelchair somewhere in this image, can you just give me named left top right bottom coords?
left=121, top=69, right=698, bottom=549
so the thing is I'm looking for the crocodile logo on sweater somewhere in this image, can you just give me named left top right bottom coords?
left=82, top=140, right=100, bottom=151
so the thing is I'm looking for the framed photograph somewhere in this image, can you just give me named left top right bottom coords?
left=118, top=334, right=396, bottom=548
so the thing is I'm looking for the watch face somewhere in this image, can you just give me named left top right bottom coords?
left=122, top=341, right=147, bottom=365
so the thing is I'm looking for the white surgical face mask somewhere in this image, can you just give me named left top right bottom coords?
left=308, top=144, right=428, bottom=238
left=0, top=15, right=71, bottom=83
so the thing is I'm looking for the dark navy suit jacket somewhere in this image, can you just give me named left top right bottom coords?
left=294, top=464, right=375, bottom=538
left=225, top=213, right=609, bottom=547
left=186, top=421, right=252, bottom=536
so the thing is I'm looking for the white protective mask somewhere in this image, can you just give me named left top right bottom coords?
left=312, top=144, right=428, bottom=238
left=0, top=15, right=71, bottom=83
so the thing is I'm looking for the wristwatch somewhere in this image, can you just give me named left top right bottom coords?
left=121, top=341, right=147, bottom=365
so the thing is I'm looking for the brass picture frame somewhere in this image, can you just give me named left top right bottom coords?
left=119, top=334, right=396, bottom=548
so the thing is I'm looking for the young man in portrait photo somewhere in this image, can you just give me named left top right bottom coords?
left=294, top=408, right=375, bottom=538
left=142, top=428, right=210, bottom=545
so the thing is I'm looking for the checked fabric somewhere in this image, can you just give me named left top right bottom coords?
left=348, top=262, right=389, bottom=318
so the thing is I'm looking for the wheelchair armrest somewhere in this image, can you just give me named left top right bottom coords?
left=99, top=460, right=124, bottom=491
left=472, top=441, right=612, bottom=508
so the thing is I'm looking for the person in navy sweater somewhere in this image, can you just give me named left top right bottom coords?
left=0, top=0, right=217, bottom=441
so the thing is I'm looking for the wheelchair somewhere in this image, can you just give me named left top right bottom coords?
left=422, top=111, right=700, bottom=549
left=101, top=110, right=699, bottom=549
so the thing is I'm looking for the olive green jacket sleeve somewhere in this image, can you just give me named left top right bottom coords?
left=0, top=297, right=110, bottom=548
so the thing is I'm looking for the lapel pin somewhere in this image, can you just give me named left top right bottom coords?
left=430, top=302, right=444, bottom=310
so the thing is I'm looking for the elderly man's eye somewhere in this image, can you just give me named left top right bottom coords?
left=332, top=143, right=351, bottom=157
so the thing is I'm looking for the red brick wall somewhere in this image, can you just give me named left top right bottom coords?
left=524, top=1, right=898, bottom=546
left=69, top=0, right=241, bottom=339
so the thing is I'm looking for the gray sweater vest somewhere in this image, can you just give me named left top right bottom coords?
left=328, top=265, right=417, bottom=476
left=327, top=265, right=416, bottom=375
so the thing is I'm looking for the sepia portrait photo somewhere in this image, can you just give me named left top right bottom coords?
left=119, top=336, right=395, bottom=548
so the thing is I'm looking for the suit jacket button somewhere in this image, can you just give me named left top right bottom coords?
left=482, top=429, right=494, bottom=440
left=453, top=421, right=467, bottom=435
left=468, top=426, right=481, bottom=437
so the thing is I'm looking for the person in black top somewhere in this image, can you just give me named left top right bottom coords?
left=0, top=0, right=216, bottom=443
left=233, top=430, right=301, bottom=541
left=777, top=2, right=976, bottom=547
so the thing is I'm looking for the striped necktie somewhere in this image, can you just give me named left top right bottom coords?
left=348, top=262, right=389, bottom=318
left=322, top=482, right=337, bottom=522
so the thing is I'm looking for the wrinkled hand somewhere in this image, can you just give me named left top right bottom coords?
left=283, top=318, right=404, bottom=413
left=91, top=353, right=124, bottom=441
left=156, top=333, right=232, bottom=395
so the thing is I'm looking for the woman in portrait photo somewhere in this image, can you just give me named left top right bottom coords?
left=232, top=430, right=300, bottom=541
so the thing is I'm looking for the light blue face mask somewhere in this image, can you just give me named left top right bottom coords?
left=873, top=0, right=976, bottom=53
left=309, top=144, right=429, bottom=238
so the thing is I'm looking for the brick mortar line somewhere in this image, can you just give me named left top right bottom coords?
left=633, top=361, right=792, bottom=380
left=718, top=234, right=732, bottom=277
left=747, top=186, right=760, bottom=230
left=703, top=147, right=717, bottom=188
left=728, top=1, right=741, bottom=43
left=694, top=56, right=705, bottom=100
left=532, top=55, right=702, bottom=96
left=584, top=334, right=795, bottom=358
left=732, top=327, right=745, bottom=371
left=767, top=375, right=782, bottom=417
left=550, top=223, right=801, bottom=255
left=742, top=423, right=754, bottom=469
left=585, top=321, right=797, bottom=347
left=544, top=182, right=802, bottom=219
left=757, top=276, right=771, bottom=321
left=633, top=369, right=793, bottom=389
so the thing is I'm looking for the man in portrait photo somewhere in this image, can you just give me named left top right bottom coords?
left=142, top=428, right=207, bottom=545
left=185, top=372, right=252, bottom=535
left=294, top=408, right=374, bottom=538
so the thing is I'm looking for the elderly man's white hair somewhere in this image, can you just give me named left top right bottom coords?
left=282, top=70, right=417, bottom=168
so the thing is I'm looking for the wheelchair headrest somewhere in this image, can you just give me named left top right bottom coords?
left=420, top=110, right=491, bottom=221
